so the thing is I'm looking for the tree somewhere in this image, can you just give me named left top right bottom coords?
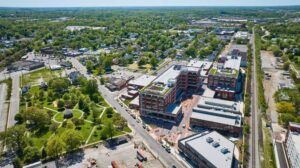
left=2, top=125, right=27, bottom=155
left=283, top=61, right=290, bottom=71
left=86, top=60, right=93, bottom=73
left=23, top=146, right=40, bottom=163
left=57, top=99, right=65, bottom=109
left=276, top=101, right=296, bottom=114
left=106, top=107, right=113, bottom=118
left=112, top=113, right=127, bottom=130
left=12, top=157, right=23, bottom=168
left=100, top=77, right=105, bottom=85
left=280, top=113, right=296, bottom=126
left=71, top=118, right=84, bottom=127
left=92, top=106, right=100, bottom=123
left=150, top=56, right=158, bottom=68
left=38, top=90, right=44, bottom=101
left=14, top=113, right=24, bottom=124
left=49, top=122, right=60, bottom=133
left=84, top=80, right=98, bottom=96
left=66, top=120, right=76, bottom=129
left=23, top=107, right=50, bottom=128
left=62, top=93, right=70, bottom=101
left=46, top=136, right=65, bottom=158
left=49, top=77, right=70, bottom=93
left=62, top=129, right=83, bottom=151
left=47, top=90, right=54, bottom=102
left=78, top=97, right=85, bottom=109
left=138, top=57, right=147, bottom=66
left=103, top=121, right=115, bottom=140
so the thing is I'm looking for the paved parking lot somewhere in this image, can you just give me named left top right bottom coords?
left=40, top=138, right=163, bottom=168
left=105, top=65, right=142, bottom=80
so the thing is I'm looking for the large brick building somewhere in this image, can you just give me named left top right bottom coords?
left=208, top=55, right=242, bottom=100
left=139, top=61, right=212, bottom=123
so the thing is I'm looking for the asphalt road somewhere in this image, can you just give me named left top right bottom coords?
left=249, top=28, right=260, bottom=168
left=0, top=84, right=8, bottom=132
left=98, top=84, right=185, bottom=168
left=7, top=73, right=20, bottom=128
left=275, top=142, right=288, bottom=168
left=69, top=57, right=185, bottom=168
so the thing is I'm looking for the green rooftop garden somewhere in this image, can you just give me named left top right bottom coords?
left=209, top=68, right=239, bottom=77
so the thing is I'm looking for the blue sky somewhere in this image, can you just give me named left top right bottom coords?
left=0, top=0, right=300, bottom=7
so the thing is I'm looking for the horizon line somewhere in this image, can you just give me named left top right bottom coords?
left=0, top=5, right=300, bottom=8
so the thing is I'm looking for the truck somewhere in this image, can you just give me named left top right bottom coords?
left=137, top=149, right=147, bottom=161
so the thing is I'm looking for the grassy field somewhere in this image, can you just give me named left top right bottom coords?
left=21, top=68, right=63, bottom=87
left=54, top=109, right=83, bottom=122
left=128, top=63, right=152, bottom=72
left=262, top=127, right=276, bottom=168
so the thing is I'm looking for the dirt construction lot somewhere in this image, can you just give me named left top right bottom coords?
left=148, top=94, right=199, bottom=147
left=261, top=51, right=292, bottom=136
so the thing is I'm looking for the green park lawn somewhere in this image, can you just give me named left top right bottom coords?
left=18, top=73, right=131, bottom=152
left=21, top=68, right=63, bottom=87
left=30, top=127, right=54, bottom=149
left=54, top=109, right=83, bottom=122
left=85, top=105, right=104, bottom=122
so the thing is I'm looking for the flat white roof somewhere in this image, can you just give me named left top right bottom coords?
left=191, top=107, right=242, bottom=127
left=181, top=131, right=235, bottom=168
left=203, top=88, right=216, bottom=98
left=188, top=60, right=213, bottom=70
left=224, top=56, right=241, bottom=70
left=290, top=132, right=300, bottom=155
left=154, top=65, right=181, bottom=84
left=128, top=75, right=156, bottom=87
left=128, top=90, right=138, bottom=95
left=234, top=31, right=249, bottom=39
left=198, top=97, right=241, bottom=114
left=229, top=44, right=248, bottom=53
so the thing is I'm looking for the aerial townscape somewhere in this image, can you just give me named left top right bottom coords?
left=0, top=1, right=300, bottom=168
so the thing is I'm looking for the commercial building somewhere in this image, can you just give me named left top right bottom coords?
left=229, top=44, right=248, bottom=67
left=286, top=131, right=300, bottom=168
left=234, top=31, right=249, bottom=40
left=208, top=56, right=242, bottom=100
left=139, top=61, right=212, bottom=123
left=7, top=61, right=45, bottom=72
left=128, top=75, right=156, bottom=90
left=129, top=96, right=140, bottom=110
left=178, top=131, right=235, bottom=168
left=190, top=97, right=242, bottom=134
left=288, top=122, right=300, bottom=133
left=105, top=77, right=127, bottom=91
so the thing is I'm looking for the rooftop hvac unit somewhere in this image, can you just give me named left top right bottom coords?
left=206, top=137, right=214, bottom=143
left=212, top=142, right=220, bottom=148
left=221, top=147, right=229, bottom=154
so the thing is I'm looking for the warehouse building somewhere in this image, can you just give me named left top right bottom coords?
left=7, top=60, right=45, bottom=72
left=190, top=97, right=242, bottom=134
left=178, top=131, right=235, bottom=168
